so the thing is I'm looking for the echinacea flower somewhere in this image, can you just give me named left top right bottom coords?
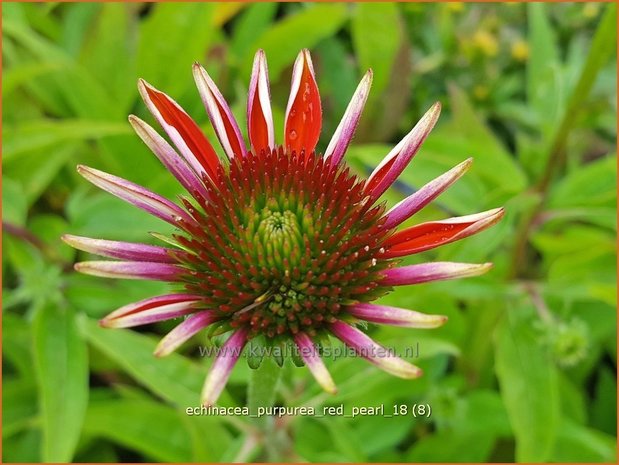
left=63, top=49, right=504, bottom=406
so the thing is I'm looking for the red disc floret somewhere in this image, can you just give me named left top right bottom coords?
left=173, top=147, right=395, bottom=338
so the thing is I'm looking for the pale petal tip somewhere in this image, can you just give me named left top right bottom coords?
left=137, top=78, right=156, bottom=99
left=406, top=314, right=449, bottom=329
left=477, top=262, right=494, bottom=274
left=323, top=382, right=338, bottom=395
left=253, top=49, right=266, bottom=65
left=201, top=398, right=214, bottom=408
left=99, top=317, right=117, bottom=328
left=153, top=344, right=168, bottom=358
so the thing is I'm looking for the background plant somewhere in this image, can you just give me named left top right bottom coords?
left=2, top=2, right=616, bottom=463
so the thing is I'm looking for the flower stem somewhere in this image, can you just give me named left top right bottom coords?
left=247, top=356, right=282, bottom=414
left=247, top=357, right=288, bottom=461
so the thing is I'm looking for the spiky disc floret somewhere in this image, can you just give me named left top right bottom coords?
left=175, top=147, right=394, bottom=339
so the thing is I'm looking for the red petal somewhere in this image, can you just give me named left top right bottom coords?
left=385, top=222, right=474, bottom=257
left=249, top=86, right=270, bottom=153
left=364, top=156, right=397, bottom=196
left=383, top=209, right=504, bottom=258
left=217, top=98, right=245, bottom=158
left=285, top=50, right=322, bottom=155
left=247, top=50, right=274, bottom=154
left=142, top=82, right=220, bottom=177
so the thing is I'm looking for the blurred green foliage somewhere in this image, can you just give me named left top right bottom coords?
left=2, top=2, right=617, bottom=463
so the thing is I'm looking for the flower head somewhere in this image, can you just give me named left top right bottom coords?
left=64, top=49, right=504, bottom=406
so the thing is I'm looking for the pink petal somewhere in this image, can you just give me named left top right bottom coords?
left=382, top=262, right=493, bottom=286
left=348, top=302, right=447, bottom=328
left=383, top=158, right=474, bottom=229
left=76, top=165, right=193, bottom=226
left=62, top=234, right=176, bottom=263
left=74, top=261, right=185, bottom=281
left=330, top=321, right=422, bottom=378
left=193, top=63, right=246, bottom=160
left=247, top=50, right=275, bottom=154
left=100, top=294, right=202, bottom=328
left=129, top=115, right=209, bottom=200
left=366, top=102, right=441, bottom=200
left=154, top=311, right=218, bottom=357
left=325, top=70, right=373, bottom=166
left=294, top=332, right=337, bottom=394
left=201, top=328, right=249, bottom=406
left=284, top=49, right=322, bottom=155
left=384, top=208, right=505, bottom=258
left=138, top=79, right=220, bottom=179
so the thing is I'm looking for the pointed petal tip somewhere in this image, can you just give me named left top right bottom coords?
left=99, top=317, right=118, bottom=328
left=137, top=78, right=150, bottom=96
left=324, top=383, right=338, bottom=395
left=153, top=346, right=167, bottom=358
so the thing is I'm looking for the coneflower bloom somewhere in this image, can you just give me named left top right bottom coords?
left=63, top=49, right=503, bottom=406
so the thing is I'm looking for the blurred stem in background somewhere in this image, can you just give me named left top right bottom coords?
left=510, top=3, right=617, bottom=279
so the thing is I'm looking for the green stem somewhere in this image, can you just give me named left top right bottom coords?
left=537, top=3, right=616, bottom=193
left=247, top=357, right=287, bottom=462
left=510, top=4, right=616, bottom=279
left=247, top=356, right=282, bottom=414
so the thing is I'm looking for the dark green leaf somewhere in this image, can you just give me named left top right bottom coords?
left=495, top=308, right=560, bottom=462
left=33, top=304, right=89, bottom=462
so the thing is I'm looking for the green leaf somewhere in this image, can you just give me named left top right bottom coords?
left=82, top=399, right=194, bottom=462
left=2, top=119, right=130, bottom=162
left=319, top=417, right=367, bottom=462
left=33, top=304, right=89, bottom=462
left=243, top=4, right=348, bottom=81
left=548, top=155, right=617, bottom=210
left=79, top=3, right=135, bottom=111
left=590, top=366, right=617, bottom=436
left=3, top=19, right=118, bottom=118
left=2, top=60, right=64, bottom=95
left=527, top=3, right=562, bottom=136
left=137, top=3, right=216, bottom=97
left=2, top=178, right=28, bottom=226
left=80, top=316, right=234, bottom=407
left=407, top=431, right=495, bottom=462
left=2, top=378, right=38, bottom=439
left=351, top=3, right=402, bottom=100
left=66, top=190, right=174, bottom=243
left=551, top=420, right=617, bottom=462
left=446, top=85, right=528, bottom=192
left=230, top=3, right=278, bottom=59
left=536, top=4, right=617, bottom=189
left=2, top=313, right=33, bottom=378
left=4, top=143, right=77, bottom=205
left=494, top=308, right=560, bottom=462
